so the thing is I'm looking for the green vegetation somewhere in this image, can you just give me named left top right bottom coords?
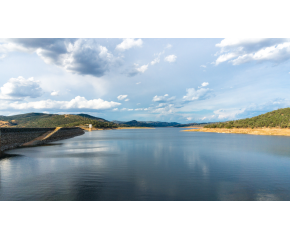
left=0, top=113, right=122, bottom=128
left=204, top=108, right=290, bottom=129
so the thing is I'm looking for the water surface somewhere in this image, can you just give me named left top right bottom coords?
left=1, top=128, right=290, bottom=200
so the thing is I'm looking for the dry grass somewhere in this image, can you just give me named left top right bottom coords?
left=180, top=126, right=204, bottom=128
left=0, top=120, right=13, bottom=127
left=183, top=127, right=290, bottom=136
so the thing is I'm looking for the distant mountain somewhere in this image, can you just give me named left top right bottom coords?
left=120, top=120, right=181, bottom=127
left=173, top=123, right=209, bottom=127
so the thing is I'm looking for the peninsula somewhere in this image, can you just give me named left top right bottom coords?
left=184, top=108, right=290, bottom=136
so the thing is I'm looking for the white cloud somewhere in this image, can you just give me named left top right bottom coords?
left=183, top=88, right=212, bottom=101
left=136, top=82, right=141, bottom=84
left=0, top=96, right=121, bottom=111
left=151, top=51, right=164, bottom=65
left=200, top=65, right=206, bottom=68
left=0, top=39, right=120, bottom=77
left=201, top=117, right=207, bottom=120
left=216, top=38, right=268, bottom=50
left=115, top=38, right=143, bottom=51
left=51, top=90, right=59, bottom=96
left=214, top=108, right=246, bottom=119
left=164, top=55, right=177, bottom=63
left=125, top=99, right=129, bottom=101
left=201, top=82, right=209, bottom=87
left=128, top=109, right=133, bottom=111
left=232, top=42, right=290, bottom=65
left=215, top=53, right=238, bottom=65
left=166, top=44, right=172, bottom=49
left=135, top=108, right=143, bottom=111
left=151, top=58, right=160, bottom=65
left=117, top=95, right=128, bottom=100
left=186, top=117, right=192, bottom=121
left=0, top=76, right=43, bottom=100
left=215, top=38, right=290, bottom=65
left=113, top=108, right=119, bottom=111
left=153, top=94, right=176, bottom=102
left=136, top=64, right=148, bottom=73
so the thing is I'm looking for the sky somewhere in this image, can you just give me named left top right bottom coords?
left=0, top=38, right=290, bottom=123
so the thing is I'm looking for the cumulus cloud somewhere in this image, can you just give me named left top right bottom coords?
left=214, top=38, right=290, bottom=65
left=0, top=76, right=43, bottom=100
left=183, top=88, right=212, bottom=101
left=127, top=64, right=148, bottom=77
left=164, top=54, right=177, bottom=63
left=0, top=38, right=120, bottom=77
left=115, top=38, right=143, bottom=51
left=214, top=108, right=246, bottom=119
left=152, top=94, right=176, bottom=102
left=117, top=95, right=128, bottom=100
left=0, top=96, right=121, bottom=111
left=125, top=99, right=129, bottom=101
left=201, top=82, right=209, bottom=87
left=151, top=52, right=164, bottom=65
left=51, top=90, right=59, bottom=96
left=149, top=104, right=176, bottom=115
left=151, top=58, right=160, bottom=65
left=136, top=64, right=148, bottom=73
left=186, top=117, right=192, bottom=121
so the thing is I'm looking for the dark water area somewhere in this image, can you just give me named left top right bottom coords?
left=1, top=128, right=290, bottom=201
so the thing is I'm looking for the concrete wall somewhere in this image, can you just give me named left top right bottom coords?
left=41, top=127, right=84, bottom=144
left=0, top=127, right=84, bottom=152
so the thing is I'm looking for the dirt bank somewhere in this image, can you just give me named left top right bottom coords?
left=183, top=127, right=290, bottom=136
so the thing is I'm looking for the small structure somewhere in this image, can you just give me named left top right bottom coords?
left=89, top=124, right=92, bottom=131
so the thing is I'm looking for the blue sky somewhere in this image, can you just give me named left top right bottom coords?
left=0, top=38, right=290, bottom=123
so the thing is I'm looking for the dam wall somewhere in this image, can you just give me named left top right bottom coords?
left=41, top=127, right=84, bottom=144
left=0, top=127, right=84, bottom=152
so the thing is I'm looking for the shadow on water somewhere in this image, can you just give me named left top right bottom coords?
left=0, top=152, right=22, bottom=160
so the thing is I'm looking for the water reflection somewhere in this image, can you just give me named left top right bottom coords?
left=1, top=128, right=290, bottom=200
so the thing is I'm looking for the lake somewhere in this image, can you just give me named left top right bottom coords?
left=1, top=128, right=290, bottom=201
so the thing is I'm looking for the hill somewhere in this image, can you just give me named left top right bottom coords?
left=76, top=114, right=108, bottom=122
left=0, top=113, right=118, bottom=128
left=113, top=120, right=181, bottom=127
left=204, top=108, right=290, bottom=129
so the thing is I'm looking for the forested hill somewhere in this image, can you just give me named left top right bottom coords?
left=0, top=113, right=118, bottom=128
left=204, top=108, right=290, bottom=129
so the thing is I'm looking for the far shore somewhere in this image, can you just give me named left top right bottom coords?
left=80, top=127, right=155, bottom=131
left=183, top=127, right=290, bottom=136
left=180, top=126, right=204, bottom=128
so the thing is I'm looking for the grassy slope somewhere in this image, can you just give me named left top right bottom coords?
left=204, top=108, right=290, bottom=129
left=0, top=113, right=118, bottom=128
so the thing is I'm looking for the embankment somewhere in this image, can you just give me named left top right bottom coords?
left=0, top=127, right=84, bottom=152
left=183, top=127, right=290, bottom=136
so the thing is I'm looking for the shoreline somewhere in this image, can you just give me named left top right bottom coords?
left=182, top=127, right=290, bottom=136
left=81, top=127, right=155, bottom=131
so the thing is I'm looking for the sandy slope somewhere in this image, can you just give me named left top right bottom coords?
left=183, top=127, right=290, bottom=136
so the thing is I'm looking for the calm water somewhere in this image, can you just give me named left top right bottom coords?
left=1, top=128, right=290, bottom=201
